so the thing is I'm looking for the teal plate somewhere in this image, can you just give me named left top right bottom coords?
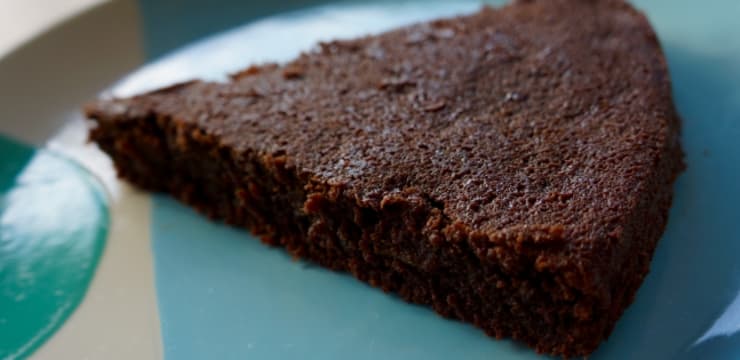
left=121, top=1, right=740, bottom=359
left=1, top=0, right=738, bottom=359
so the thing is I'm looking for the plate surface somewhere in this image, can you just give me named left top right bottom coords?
left=1, top=0, right=739, bottom=359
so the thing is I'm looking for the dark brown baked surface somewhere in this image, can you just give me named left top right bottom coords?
left=85, top=0, right=684, bottom=356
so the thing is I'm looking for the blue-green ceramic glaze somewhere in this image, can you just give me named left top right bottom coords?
left=0, top=135, right=108, bottom=359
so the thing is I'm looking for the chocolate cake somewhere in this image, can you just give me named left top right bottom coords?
left=85, top=0, right=684, bottom=356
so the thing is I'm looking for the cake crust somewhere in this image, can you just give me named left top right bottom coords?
left=86, top=0, right=684, bottom=356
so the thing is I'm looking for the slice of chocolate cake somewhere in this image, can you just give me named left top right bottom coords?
left=85, top=0, right=684, bottom=356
